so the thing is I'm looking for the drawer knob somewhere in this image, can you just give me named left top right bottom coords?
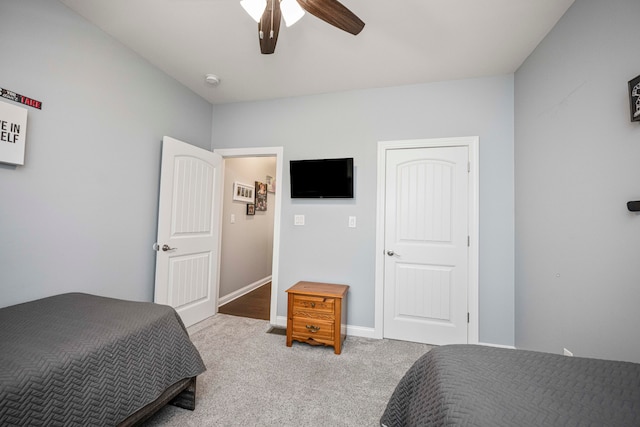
left=310, top=302, right=316, bottom=308
left=305, top=324, right=320, bottom=333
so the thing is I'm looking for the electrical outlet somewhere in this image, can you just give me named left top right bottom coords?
left=348, top=216, right=356, bottom=228
left=294, top=215, right=305, bottom=226
left=563, top=348, right=573, bottom=357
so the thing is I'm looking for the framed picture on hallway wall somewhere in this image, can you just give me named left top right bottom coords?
left=629, top=74, right=640, bottom=122
left=266, top=175, right=276, bottom=193
left=233, top=181, right=254, bottom=203
left=255, top=181, right=267, bottom=211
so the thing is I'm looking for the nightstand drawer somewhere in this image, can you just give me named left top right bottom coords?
left=291, top=318, right=334, bottom=342
left=292, top=295, right=334, bottom=313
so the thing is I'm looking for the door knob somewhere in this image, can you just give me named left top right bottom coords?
left=162, top=244, right=177, bottom=251
left=386, top=250, right=394, bottom=256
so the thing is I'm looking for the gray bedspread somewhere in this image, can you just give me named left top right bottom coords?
left=0, top=293, right=206, bottom=426
left=381, top=344, right=640, bottom=426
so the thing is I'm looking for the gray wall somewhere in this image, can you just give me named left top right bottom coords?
left=0, top=1, right=213, bottom=307
left=213, top=75, right=515, bottom=346
left=219, top=157, right=276, bottom=299
left=515, top=0, right=640, bottom=362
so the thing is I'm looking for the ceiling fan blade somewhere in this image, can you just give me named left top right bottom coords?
left=259, top=0, right=282, bottom=54
left=296, top=0, right=364, bottom=35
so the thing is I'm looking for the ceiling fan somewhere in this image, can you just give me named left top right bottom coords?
left=240, top=0, right=365, bottom=54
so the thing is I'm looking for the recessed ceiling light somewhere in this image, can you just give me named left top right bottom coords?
left=205, top=74, right=221, bottom=87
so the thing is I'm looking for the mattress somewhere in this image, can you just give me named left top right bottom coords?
left=0, top=293, right=206, bottom=426
left=381, top=344, right=640, bottom=426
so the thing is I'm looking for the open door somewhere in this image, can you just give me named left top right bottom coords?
left=154, top=136, right=222, bottom=327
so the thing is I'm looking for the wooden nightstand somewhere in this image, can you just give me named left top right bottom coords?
left=286, top=281, right=349, bottom=355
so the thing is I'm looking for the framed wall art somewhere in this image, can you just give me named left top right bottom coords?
left=0, top=100, right=28, bottom=165
left=246, top=203, right=255, bottom=215
left=255, top=181, right=267, bottom=211
left=233, top=181, right=254, bottom=203
left=629, top=74, right=640, bottom=122
left=266, top=175, right=276, bottom=193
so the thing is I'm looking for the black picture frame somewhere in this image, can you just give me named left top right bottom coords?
left=629, top=74, right=640, bottom=122
left=246, top=203, right=255, bottom=215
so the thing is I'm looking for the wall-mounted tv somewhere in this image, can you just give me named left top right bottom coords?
left=290, top=157, right=354, bottom=199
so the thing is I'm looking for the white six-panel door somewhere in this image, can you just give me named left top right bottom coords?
left=383, top=145, right=469, bottom=345
left=154, top=136, right=222, bottom=327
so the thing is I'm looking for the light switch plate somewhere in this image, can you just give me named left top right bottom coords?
left=294, top=215, right=305, bottom=226
left=348, top=216, right=356, bottom=228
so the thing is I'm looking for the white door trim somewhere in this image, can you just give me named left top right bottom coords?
left=213, top=146, right=284, bottom=327
left=374, top=137, right=479, bottom=344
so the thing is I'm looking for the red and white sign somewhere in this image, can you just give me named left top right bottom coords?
left=1, top=87, right=42, bottom=110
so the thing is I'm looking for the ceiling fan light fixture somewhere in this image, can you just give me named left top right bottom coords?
left=240, top=0, right=266, bottom=23
left=280, top=0, right=305, bottom=27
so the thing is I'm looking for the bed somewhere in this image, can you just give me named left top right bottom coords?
left=381, top=344, right=640, bottom=427
left=0, top=293, right=206, bottom=426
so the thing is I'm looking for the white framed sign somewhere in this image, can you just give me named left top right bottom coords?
left=0, top=100, right=28, bottom=165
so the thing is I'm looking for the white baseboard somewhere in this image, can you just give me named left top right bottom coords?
left=346, top=324, right=376, bottom=339
left=274, top=315, right=376, bottom=339
left=274, top=315, right=287, bottom=328
left=273, top=314, right=514, bottom=345
left=218, top=276, right=272, bottom=307
left=478, top=342, right=516, bottom=350
left=271, top=316, right=514, bottom=347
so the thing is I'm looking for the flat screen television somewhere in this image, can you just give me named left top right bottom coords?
left=290, top=157, right=354, bottom=198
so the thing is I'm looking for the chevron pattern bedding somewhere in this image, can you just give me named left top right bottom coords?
left=0, top=293, right=206, bottom=426
left=381, top=344, right=640, bottom=427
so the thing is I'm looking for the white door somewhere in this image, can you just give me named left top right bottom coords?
left=383, top=146, right=469, bottom=345
left=154, top=136, right=222, bottom=327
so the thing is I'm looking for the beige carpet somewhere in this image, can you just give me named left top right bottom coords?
left=143, top=314, right=431, bottom=426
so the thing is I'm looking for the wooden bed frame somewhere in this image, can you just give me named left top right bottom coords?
left=119, top=377, right=197, bottom=426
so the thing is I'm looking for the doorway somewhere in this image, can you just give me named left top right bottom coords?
left=214, top=147, right=283, bottom=325
left=374, top=137, right=479, bottom=344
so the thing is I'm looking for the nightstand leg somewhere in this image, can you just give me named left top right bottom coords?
left=286, top=319, right=293, bottom=347
left=286, top=294, right=293, bottom=347
left=334, top=298, right=342, bottom=354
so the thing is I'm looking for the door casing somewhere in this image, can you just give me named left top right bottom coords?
left=374, top=137, right=479, bottom=343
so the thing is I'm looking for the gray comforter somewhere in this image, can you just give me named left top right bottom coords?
left=0, top=293, right=206, bottom=426
left=381, top=344, right=640, bottom=426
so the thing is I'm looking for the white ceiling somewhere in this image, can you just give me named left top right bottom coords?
left=59, top=0, right=575, bottom=105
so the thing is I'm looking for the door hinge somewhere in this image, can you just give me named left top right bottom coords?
left=467, top=236, right=470, bottom=247
left=468, top=161, right=470, bottom=172
left=467, top=312, right=470, bottom=323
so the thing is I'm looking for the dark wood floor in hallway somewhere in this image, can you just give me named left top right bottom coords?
left=218, top=282, right=271, bottom=320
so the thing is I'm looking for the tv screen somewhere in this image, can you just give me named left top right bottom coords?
left=290, top=158, right=354, bottom=198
